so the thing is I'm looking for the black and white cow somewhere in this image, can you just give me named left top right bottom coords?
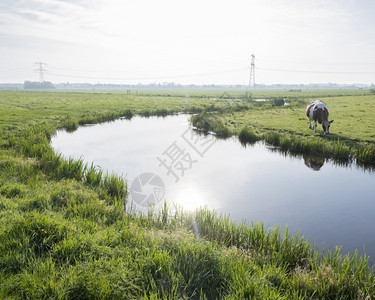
left=306, top=100, right=333, bottom=134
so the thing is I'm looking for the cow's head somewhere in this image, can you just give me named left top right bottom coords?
left=322, top=120, right=334, bottom=134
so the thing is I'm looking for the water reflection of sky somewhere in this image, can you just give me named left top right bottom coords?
left=51, top=114, right=375, bottom=258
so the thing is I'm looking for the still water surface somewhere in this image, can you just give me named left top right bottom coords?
left=51, top=114, right=375, bottom=258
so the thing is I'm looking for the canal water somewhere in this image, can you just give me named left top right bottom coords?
left=51, top=114, right=375, bottom=258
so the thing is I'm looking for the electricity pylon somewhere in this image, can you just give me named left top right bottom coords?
left=34, top=62, right=47, bottom=82
left=249, top=54, right=255, bottom=88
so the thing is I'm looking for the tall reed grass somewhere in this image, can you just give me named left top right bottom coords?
left=193, top=208, right=310, bottom=271
left=102, top=171, right=127, bottom=203
left=356, top=144, right=375, bottom=165
left=84, top=163, right=103, bottom=187
left=12, top=119, right=128, bottom=202
left=191, top=111, right=231, bottom=138
left=238, top=126, right=259, bottom=145
left=261, top=130, right=372, bottom=167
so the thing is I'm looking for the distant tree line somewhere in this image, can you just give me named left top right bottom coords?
left=24, top=81, right=55, bottom=89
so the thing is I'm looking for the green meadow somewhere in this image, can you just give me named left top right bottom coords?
left=191, top=90, right=375, bottom=166
left=0, top=89, right=375, bottom=299
left=220, top=95, right=375, bottom=143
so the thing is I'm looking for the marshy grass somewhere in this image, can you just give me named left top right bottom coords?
left=356, top=144, right=375, bottom=166
left=102, top=171, right=127, bottom=203
left=193, top=208, right=311, bottom=271
left=236, top=128, right=373, bottom=168
left=84, top=163, right=103, bottom=187
left=238, top=126, right=259, bottom=145
left=191, top=111, right=231, bottom=138
left=57, top=156, right=85, bottom=181
left=62, top=118, right=78, bottom=132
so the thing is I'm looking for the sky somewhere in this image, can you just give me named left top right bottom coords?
left=1, top=0, right=375, bottom=85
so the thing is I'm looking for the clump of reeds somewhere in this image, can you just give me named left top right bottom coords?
left=355, top=144, right=375, bottom=165
left=84, top=163, right=103, bottom=187
left=260, top=131, right=360, bottom=166
left=192, top=208, right=310, bottom=271
left=122, top=109, right=133, bottom=119
left=263, top=132, right=280, bottom=146
left=76, top=110, right=133, bottom=127
left=238, top=126, right=259, bottom=145
left=154, top=108, right=169, bottom=117
left=102, top=172, right=127, bottom=203
left=57, top=157, right=85, bottom=181
left=63, top=118, right=78, bottom=132
left=332, top=139, right=351, bottom=160
left=191, top=111, right=231, bottom=138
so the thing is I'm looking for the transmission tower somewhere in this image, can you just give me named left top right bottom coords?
left=249, top=54, right=255, bottom=88
left=34, top=62, right=48, bottom=82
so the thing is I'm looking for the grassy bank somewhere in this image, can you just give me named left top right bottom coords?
left=191, top=93, right=375, bottom=167
left=1, top=89, right=375, bottom=298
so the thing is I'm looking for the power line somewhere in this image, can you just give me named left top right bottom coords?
left=0, top=66, right=30, bottom=73
left=48, top=67, right=248, bottom=81
left=257, top=67, right=375, bottom=75
left=14, top=61, right=375, bottom=84
left=51, top=66, right=125, bottom=73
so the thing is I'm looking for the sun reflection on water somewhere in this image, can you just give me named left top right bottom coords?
left=173, top=187, right=207, bottom=212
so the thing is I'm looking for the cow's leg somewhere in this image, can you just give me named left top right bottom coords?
left=308, top=118, right=312, bottom=129
left=313, top=120, right=317, bottom=133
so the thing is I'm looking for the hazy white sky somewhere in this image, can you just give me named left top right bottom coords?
left=1, top=0, right=375, bottom=85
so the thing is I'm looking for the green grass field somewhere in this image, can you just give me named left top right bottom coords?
left=1, top=89, right=375, bottom=299
left=220, top=95, right=375, bottom=142
left=191, top=91, right=375, bottom=166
